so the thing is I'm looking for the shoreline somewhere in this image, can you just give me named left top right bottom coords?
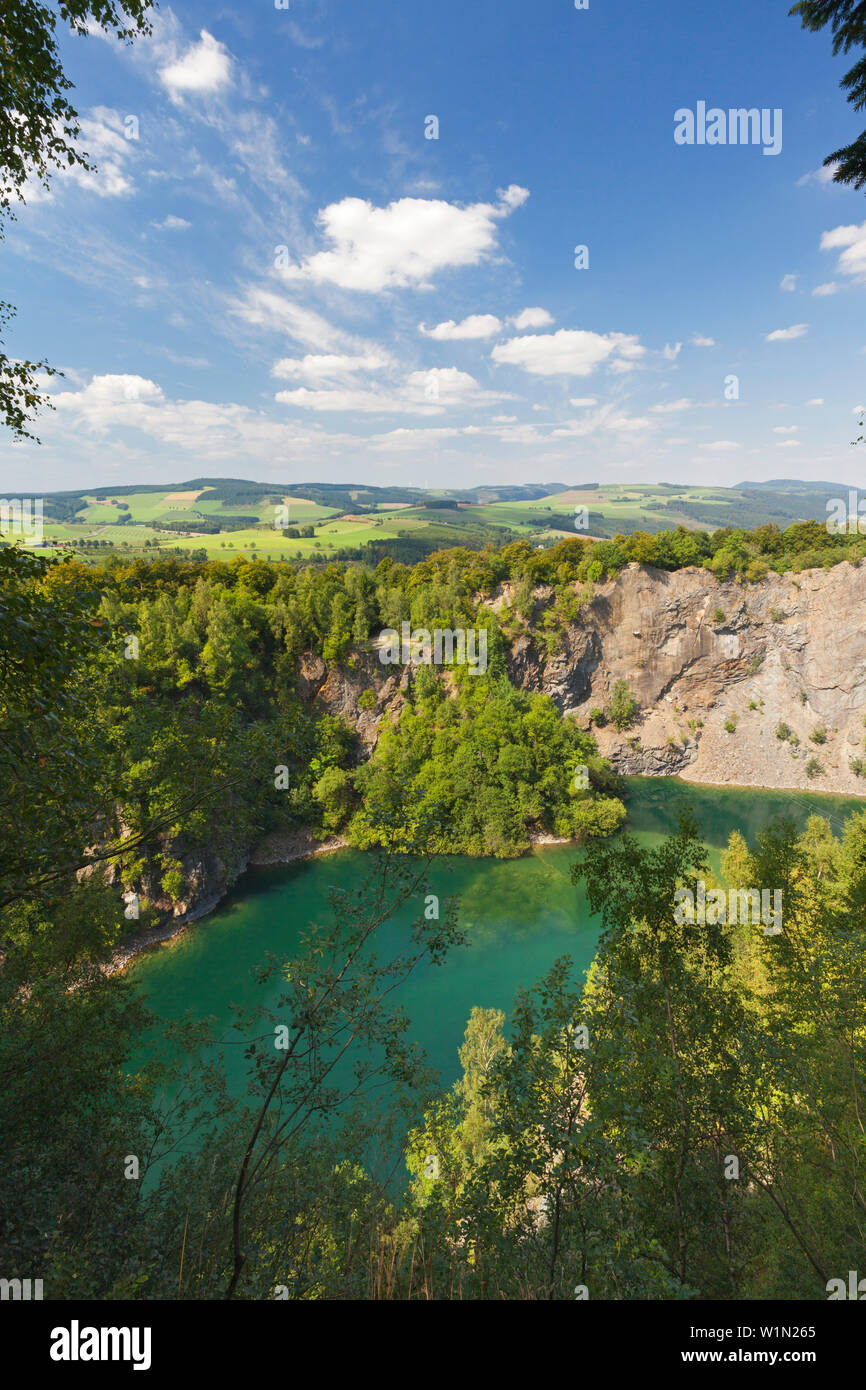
left=105, top=774, right=866, bottom=977
left=626, top=770, right=866, bottom=802
left=107, top=827, right=575, bottom=976
left=104, top=832, right=348, bottom=977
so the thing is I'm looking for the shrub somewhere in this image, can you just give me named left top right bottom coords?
left=161, top=868, right=186, bottom=899
left=608, top=680, right=640, bottom=732
left=851, top=758, right=865, bottom=777
left=776, top=722, right=793, bottom=742
left=313, top=766, right=354, bottom=830
left=805, top=757, right=823, bottom=779
left=588, top=707, right=605, bottom=727
left=811, top=726, right=827, bottom=745
left=724, top=715, right=738, bottom=733
left=358, top=688, right=377, bottom=711
left=712, top=608, right=725, bottom=623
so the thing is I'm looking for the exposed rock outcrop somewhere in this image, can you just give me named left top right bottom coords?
left=302, top=648, right=410, bottom=751
left=505, top=561, right=866, bottom=796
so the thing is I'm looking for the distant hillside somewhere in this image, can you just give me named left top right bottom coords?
left=7, top=475, right=854, bottom=564
left=737, top=479, right=854, bottom=492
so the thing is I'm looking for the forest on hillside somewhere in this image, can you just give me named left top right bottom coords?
left=3, top=537, right=866, bottom=1300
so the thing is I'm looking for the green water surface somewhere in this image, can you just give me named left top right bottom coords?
left=130, top=777, right=865, bottom=1092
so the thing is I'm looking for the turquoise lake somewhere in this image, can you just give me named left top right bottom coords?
left=130, top=777, right=865, bottom=1092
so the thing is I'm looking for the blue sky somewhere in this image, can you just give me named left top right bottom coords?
left=3, top=0, right=865, bottom=493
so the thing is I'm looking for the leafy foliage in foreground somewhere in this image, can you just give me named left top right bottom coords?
left=8, top=804, right=866, bottom=1300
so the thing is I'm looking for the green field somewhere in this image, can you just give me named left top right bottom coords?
left=462, top=481, right=846, bottom=540
left=74, top=488, right=337, bottom=529
left=27, top=476, right=851, bottom=565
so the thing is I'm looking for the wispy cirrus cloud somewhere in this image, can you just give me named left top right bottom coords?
left=765, top=324, right=808, bottom=342
left=231, top=288, right=357, bottom=352
left=797, top=162, right=840, bottom=187
left=276, top=366, right=514, bottom=414
left=271, top=351, right=394, bottom=382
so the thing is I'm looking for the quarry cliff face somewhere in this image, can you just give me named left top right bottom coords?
left=109, top=559, right=866, bottom=964
left=505, top=561, right=866, bottom=796
left=302, top=559, right=866, bottom=798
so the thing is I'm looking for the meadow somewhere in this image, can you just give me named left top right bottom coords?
left=24, top=477, right=853, bottom=564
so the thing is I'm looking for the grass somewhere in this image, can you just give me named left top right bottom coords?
left=36, top=478, right=859, bottom=568
left=74, top=488, right=338, bottom=528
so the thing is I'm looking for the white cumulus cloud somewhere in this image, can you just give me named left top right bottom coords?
left=820, top=220, right=866, bottom=284
left=492, top=328, right=645, bottom=377
left=160, top=31, right=232, bottom=97
left=419, top=314, right=502, bottom=340
left=49, top=373, right=340, bottom=462
left=277, top=186, right=529, bottom=292
left=152, top=215, right=191, bottom=230
left=510, top=307, right=554, bottom=330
